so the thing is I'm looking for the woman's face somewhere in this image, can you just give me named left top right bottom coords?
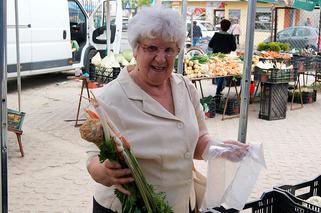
left=134, top=37, right=180, bottom=86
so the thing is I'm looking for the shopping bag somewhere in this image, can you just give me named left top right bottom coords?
left=202, top=143, right=266, bottom=210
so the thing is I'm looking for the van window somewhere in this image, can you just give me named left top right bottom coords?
left=93, top=4, right=116, bottom=30
left=68, top=1, right=87, bottom=62
left=68, top=1, right=86, bottom=24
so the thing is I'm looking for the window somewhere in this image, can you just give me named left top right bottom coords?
left=255, top=8, right=272, bottom=31
left=68, top=1, right=86, bottom=24
left=93, top=3, right=116, bottom=30
left=229, top=10, right=240, bottom=24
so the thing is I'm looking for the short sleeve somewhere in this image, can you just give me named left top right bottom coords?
left=182, top=76, right=208, bottom=137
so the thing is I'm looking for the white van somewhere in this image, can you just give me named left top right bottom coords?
left=7, top=0, right=122, bottom=79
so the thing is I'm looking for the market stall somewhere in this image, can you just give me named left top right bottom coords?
left=183, top=53, right=243, bottom=120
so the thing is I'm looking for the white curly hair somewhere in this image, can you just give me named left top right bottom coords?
left=127, top=6, right=186, bottom=52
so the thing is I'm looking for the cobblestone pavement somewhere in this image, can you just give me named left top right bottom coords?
left=6, top=73, right=321, bottom=212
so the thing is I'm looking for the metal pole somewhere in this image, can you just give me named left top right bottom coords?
left=0, top=0, right=8, bottom=211
left=273, top=8, right=278, bottom=42
left=191, top=13, right=194, bottom=46
left=177, top=0, right=187, bottom=74
left=318, top=7, right=321, bottom=52
left=105, top=0, right=111, bottom=56
left=238, top=0, right=256, bottom=143
left=270, top=5, right=275, bottom=42
left=15, top=0, right=21, bottom=111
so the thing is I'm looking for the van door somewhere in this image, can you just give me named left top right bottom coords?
left=30, top=0, right=72, bottom=72
left=68, top=0, right=89, bottom=63
left=7, top=0, right=32, bottom=76
left=88, top=0, right=122, bottom=56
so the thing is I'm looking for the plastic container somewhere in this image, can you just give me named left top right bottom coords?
left=254, top=66, right=295, bottom=84
left=259, top=83, right=288, bottom=121
left=275, top=175, right=321, bottom=201
left=288, top=90, right=317, bottom=104
left=216, top=97, right=240, bottom=115
left=202, top=189, right=321, bottom=213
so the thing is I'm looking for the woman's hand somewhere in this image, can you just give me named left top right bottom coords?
left=220, top=140, right=249, bottom=162
left=87, top=156, right=134, bottom=195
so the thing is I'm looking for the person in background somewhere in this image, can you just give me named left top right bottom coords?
left=71, top=40, right=79, bottom=52
left=230, top=20, right=241, bottom=45
left=305, top=17, right=312, bottom=27
left=208, top=19, right=237, bottom=95
left=188, top=21, right=203, bottom=46
left=80, top=7, right=248, bottom=213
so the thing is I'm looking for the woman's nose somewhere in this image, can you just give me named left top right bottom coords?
left=154, top=51, right=167, bottom=62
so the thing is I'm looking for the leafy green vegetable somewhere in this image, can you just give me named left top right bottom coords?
left=257, top=42, right=289, bottom=52
left=98, top=137, right=173, bottom=213
left=208, top=52, right=226, bottom=59
left=190, top=55, right=209, bottom=64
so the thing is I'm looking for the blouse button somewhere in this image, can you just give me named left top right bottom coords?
left=184, top=152, right=191, bottom=159
left=177, top=122, right=184, bottom=129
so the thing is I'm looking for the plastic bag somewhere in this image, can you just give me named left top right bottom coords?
left=202, top=143, right=266, bottom=210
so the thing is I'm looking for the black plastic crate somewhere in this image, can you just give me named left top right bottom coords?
left=216, top=96, right=240, bottom=115
left=288, top=90, right=317, bottom=104
left=275, top=175, right=321, bottom=201
left=92, top=66, right=121, bottom=84
left=259, top=83, right=288, bottom=121
left=203, top=189, right=321, bottom=213
left=254, top=66, right=295, bottom=83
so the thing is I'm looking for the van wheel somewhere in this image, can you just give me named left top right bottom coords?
left=84, top=49, right=97, bottom=74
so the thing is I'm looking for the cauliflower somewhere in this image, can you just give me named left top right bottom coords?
left=306, top=196, right=321, bottom=207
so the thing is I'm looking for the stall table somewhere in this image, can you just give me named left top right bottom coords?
left=189, top=75, right=241, bottom=120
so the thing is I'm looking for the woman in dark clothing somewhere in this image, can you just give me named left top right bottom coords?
left=209, top=19, right=236, bottom=95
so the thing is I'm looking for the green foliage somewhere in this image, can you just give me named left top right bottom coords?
left=137, top=0, right=150, bottom=7
left=208, top=52, right=226, bottom=59
left=257, top=42, right=289, bottom=52
left=257, top=42, right=268, bottom=51
left=99, top=137, right=117, bottom=162
left=279, top=43, right=289, bottom=51
left=190, top=55, right=209, bottom=64
left=268, top=42, right=281, bottom=52
left=98, top=137, right=173, bottom=213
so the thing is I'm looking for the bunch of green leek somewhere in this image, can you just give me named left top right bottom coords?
left=85, top=95, right=173, bottom=213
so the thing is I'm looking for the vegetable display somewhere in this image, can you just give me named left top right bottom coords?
left=80, top=96, right=173, bottom=213
left=257, top=42, right=289, bottom=52
left=183, top=53, right=242, bottom=79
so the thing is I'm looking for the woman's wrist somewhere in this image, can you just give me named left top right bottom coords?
left=201, top=139, right=222, bottom=160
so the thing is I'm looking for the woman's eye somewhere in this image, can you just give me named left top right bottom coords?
left=147, top=46, right=158, bottom=52
left=165, top=48, right=174, bottom=54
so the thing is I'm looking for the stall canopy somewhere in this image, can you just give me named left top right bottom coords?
left=259, top=0, right=317, bottom=11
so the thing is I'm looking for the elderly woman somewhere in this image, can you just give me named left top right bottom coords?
left=84, top=7, right=248, bottom=213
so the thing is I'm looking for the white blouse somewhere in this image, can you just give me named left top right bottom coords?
left=87, top=67, right=208, bottom=213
